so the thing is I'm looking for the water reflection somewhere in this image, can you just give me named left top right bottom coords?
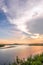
left=0, top=45, right=43, bottom=65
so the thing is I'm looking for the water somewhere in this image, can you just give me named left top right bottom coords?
left=0, top=45, right=43, bottom=65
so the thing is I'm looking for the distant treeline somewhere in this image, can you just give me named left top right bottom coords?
left=0, top=43, right=43, bottom=46
left=0, top=44, right=5, bottom=47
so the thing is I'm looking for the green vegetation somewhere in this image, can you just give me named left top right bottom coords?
left=4, top=53, right=43, bottom=65
left=0, top=44, right=5, bottom=47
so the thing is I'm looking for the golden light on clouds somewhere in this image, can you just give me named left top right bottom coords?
left=0, top=37, right=43, bottom=44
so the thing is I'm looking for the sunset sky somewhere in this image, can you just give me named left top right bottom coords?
left=0, top=0, right=43, bottom=44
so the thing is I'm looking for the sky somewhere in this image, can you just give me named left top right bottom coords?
left=0, top=0, right=43, bottom=44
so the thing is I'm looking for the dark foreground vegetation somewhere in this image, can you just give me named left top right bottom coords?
left=4, top=53, right=43, bottom=65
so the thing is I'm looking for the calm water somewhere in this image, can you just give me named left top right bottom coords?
left=0, top=45, right=43, bottom=65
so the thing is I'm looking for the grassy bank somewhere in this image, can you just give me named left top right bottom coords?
left=4, top=53, right=43, bottom=65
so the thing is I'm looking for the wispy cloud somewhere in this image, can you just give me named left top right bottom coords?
left=0, top=0, right=43, bottom=41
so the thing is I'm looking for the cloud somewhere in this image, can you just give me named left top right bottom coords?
left=0, top=9, right=28, bottom=39
left=0, top=9, right=17, bottom=30
left=4, top=0, right=42, bottom=18
left=4, top=0, right=43, bottom=33
left=0, top=0, right=43, bottom=40
left=27, top=17, right=43, bottom=34
left=0, top=9, right=19, bottom=39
